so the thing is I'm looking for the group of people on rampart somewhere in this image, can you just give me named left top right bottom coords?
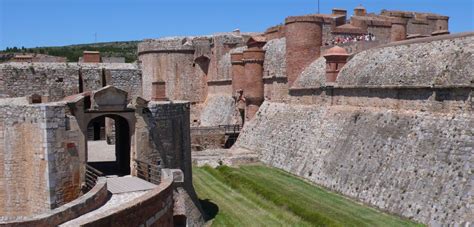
left=325, top=33, right=376, bottom=46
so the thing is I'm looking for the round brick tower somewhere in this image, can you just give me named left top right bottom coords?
left=390, top=18, right=408, bottom=42
left=243, top=48, right=265, bottom=121
left=231, top=52, right=245, bottom=93
left=285, top=15, right=323, bottom=87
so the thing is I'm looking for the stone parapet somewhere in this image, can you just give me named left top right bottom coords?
left=138, top=37, right=196, bottom=55
left=65, top=170, right=177, bottom=227
left=0, top=178, right=108, bottom=227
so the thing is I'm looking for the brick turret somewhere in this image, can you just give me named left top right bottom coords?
left=231, top=53, right=245, bottom=93
left=323, top=46, right=349, bottom=83
left=243, top=48, right=265, bottom=121
left=285, top=15, right=323, bottom=87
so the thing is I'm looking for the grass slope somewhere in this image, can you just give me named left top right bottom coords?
left=193, top=165, right=423, bottom=227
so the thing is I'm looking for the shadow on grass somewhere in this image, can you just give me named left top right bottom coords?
left=199, top=199, right=219, bottom=221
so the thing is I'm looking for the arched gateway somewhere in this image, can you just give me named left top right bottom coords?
left=66, top=86, right=137, bottom=177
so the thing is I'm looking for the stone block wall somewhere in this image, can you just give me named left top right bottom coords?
left=0, top=100, right=49, bottom=217
left=0, top=63, right=80, bottom=101
left=139, top=101, right=204, bottom=226
left=0, top=63, right=141, bottom=102
left=107, top=68, right=142, bottom=101
left=0, top=99, right=82, bottom=218
left=144, top=101, right=192, bottom=186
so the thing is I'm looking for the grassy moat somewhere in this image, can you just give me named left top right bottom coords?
left=193, top=165, right=423, bottom=227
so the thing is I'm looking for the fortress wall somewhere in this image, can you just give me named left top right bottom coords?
left=338, top=34, right=473, bottom=87
left=408, top=20, right=432, bottom=36
left=235, top=35, right=473, bottom=225
left=199, top=95, right=239, bottom=126
left=0, top=100, right=81, bottom=218
left=0, top=63, right=140, bottom=101
left=145, top=101, right=192, bottom=187
left=145, top=101, right=204, bottom=226
left=262, top=38, right=288, bottom=101
left=107, top=68, right=142, bottom=101
left=235, top=95, right=472, bottom=225
left=0, top=100, right=50, bottom=217
left=0, top=63, right=80, bottom=101
left=208, top=34, right=247, bottom=82
left=367, top=25, right=392, bottom=44
left=321, top=40, right=382, bottom=55
left=138, top=38, right=207, bottom=102
left=43, top=105, right=83, bottom=210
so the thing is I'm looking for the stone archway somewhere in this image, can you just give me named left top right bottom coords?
left=66, top=86, right=137, bottom=177
left=86, top=114, right=131, bottom=175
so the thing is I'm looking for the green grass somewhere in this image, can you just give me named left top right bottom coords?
left=193, top=165, right=423, bottom=227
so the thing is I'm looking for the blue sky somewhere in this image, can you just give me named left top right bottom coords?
left=0, top=0, right=473, bottom=49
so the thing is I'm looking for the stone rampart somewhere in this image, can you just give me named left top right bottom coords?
left=64, top=172, right=175, bottom=227
left=0, top=178, right=108, bottom=227
left=0, top=99, right=82, bottom=217
left=0, top=63, right=141, bottom=101
left=338, top=33, right=473, bottom=87
left=235, top=97, right=472, bottom=225
left=234, top=34, right=474, bottom=225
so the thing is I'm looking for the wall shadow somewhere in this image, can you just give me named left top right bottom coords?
left=199, top=199, right=219, bottom=221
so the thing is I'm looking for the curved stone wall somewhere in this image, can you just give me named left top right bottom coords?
left=337, top=34, right=474, bottom=86
left=293, top=57, right=326, bottom=88
left=64, top=176, right=175, bottom=227
left=0, top=178, right=108, bottom=227
left=199, top=95, right=238, bottom=126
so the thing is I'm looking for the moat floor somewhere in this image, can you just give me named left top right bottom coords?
left=193, top=165, right=423, bottom=227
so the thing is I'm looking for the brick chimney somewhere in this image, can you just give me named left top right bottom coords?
left=323, top=46, right=350, bottom=83
left=83, top=51, right=101, bottom=63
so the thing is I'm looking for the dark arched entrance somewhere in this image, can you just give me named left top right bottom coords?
left=86, top=114, right=131, bottom=176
